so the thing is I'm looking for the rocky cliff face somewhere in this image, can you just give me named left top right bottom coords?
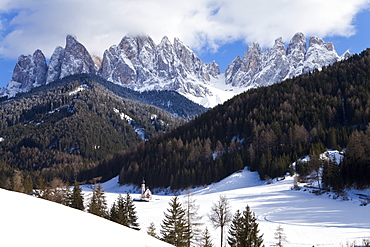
left=6, top=35, right=96, bottom=96
left=3, top=32, right=350, bottom=107
left=6, top=49, right=47, bottom=95
left=99, top=35, right=218, bottom=97
left=225, top=32, right=350, bottom=89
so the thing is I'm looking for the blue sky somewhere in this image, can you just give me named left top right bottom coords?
left=0, top=0, right=370, bottom=88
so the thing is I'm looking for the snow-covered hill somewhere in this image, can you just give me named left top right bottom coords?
left=0, top=188, right=173, bottom=247
left=82, top=159, right=370, bottom=247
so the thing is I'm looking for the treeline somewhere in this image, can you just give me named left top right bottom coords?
left=0, top=74, right=185, bottom=189
left=29, top=179, right=140, bottom=230
left=107, top=49, right=370, bottom=189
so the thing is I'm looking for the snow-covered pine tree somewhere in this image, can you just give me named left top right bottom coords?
left=161, top=196, right=189, bottom=247
left=87, top=184, right=108, bottom=218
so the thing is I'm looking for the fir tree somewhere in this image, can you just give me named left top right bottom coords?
left=200, top=227, right=214, bottom=247
left=87, top=184, right=108, bottom=218
left=147, top=222, right=158, bottom=239
left=110, top=193, right=139, bottom=229
left=161, top=196, right=189, bottom=247
left=124, top=193, right=139, bottom=229
left=227, top=205, right=264, bottom=247
left=110, top=201, right=119, bottom=222
left=228, top=210, right=243, bottom=247
left=115, top=194, right=129, bottom=226
left=69, top=181, right=84, bottom=210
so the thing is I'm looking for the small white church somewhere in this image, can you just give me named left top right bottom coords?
left=134, top=178, right=152, bottom=202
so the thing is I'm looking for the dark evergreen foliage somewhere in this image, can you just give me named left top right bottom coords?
left=70, top=181, right=85, bottom=210
left=114, top=49, right=370, bottom=189
left=161, top=196, right=189, bottom=247
left=0, top=74, right=185, bottom=189
left=109, top=193, right=140, bottom=229
left=227, top=206, right=264, bottom=247
left=87, top=184, right=108, bottom=218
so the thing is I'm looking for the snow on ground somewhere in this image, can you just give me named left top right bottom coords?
left=87, top=166, right=370, bottom=247
left=181, top=74, right=250, bottom=108
left=0, top=188, right=173, bottom=247
left=2, top=149, right=368, bottom=246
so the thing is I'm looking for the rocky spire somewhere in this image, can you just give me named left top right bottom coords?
left=8, top=49, right=47, bottom=94
left=60, top=35, right=96, bottom=78
left=46, top=46, right=65, bottom=84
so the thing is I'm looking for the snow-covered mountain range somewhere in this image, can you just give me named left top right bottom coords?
left=0, top=33, right=350, bottom=107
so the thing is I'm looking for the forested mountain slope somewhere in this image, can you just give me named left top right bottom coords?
left=110, top=49, right=370, bottom=189
left=0, top=74, right=187, bottom=190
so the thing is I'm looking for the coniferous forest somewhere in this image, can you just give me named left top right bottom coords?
left=0, top=74, right=192, bottom=191
left=109, top=49, right=370, bottom=190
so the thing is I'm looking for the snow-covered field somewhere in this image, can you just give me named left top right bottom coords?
left=0, top=187, right=173, bottom=247
left=83, top=164, right=370, bottom=247
left=2, top=151, right=369, bottom=246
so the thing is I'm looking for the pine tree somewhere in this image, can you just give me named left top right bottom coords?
left=200, top=227, right=214, bottom=247
left=208, top=195, right=232, bottom=247
left=274, top=225, right=287, bottom=247
left=227, top=205, right=264, bottom=247
left=116, top=194, right=129, bottom=225
left=147, top=222, right=159, bottom=239
left=161, top=196, right=189, bottom=246
left=70, top=181, right=84, bottom=210
left=124, top=193, right=139, bottom=229
left=87, top=184, right=108, bottom=218
left=110, top=193, right=139, bottom=229
left=227, top=210, right=243, bottom=247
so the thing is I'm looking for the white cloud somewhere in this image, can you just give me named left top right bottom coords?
left=0, top=0, right=369, bottom=59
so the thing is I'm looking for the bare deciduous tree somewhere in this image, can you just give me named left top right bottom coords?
left=208, top=195, right=232, bottom=247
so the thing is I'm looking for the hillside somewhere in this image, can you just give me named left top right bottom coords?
left=0, top=74, right=192, bottom=190
left=108, top=49, right=370, bottom=189
left=0, top=188, right=173, bottom=247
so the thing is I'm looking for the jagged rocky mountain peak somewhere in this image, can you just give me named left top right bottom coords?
left=46, top=46, right=65, bottom=84
left=225, top=32, right=350, bottom=89
left=287, top=32, right=306, bottom=55
left=272, top=37, right=286, bottom=54
left=7, top=49, right=47, bottom=95
left=60, top=34, right=96, bottom=78
left=3, top=32, right=351, bottom=108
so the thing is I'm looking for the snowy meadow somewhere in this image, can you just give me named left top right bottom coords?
left=82, top=162, right=370, bottom=247
left=2, top=150, right=369, bottom=247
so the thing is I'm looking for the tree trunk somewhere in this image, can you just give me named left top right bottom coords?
left=221, top=226, right=223, bottom=247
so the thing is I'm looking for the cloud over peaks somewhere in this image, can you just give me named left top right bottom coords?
left=0, top=0, right=369, bottom=59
